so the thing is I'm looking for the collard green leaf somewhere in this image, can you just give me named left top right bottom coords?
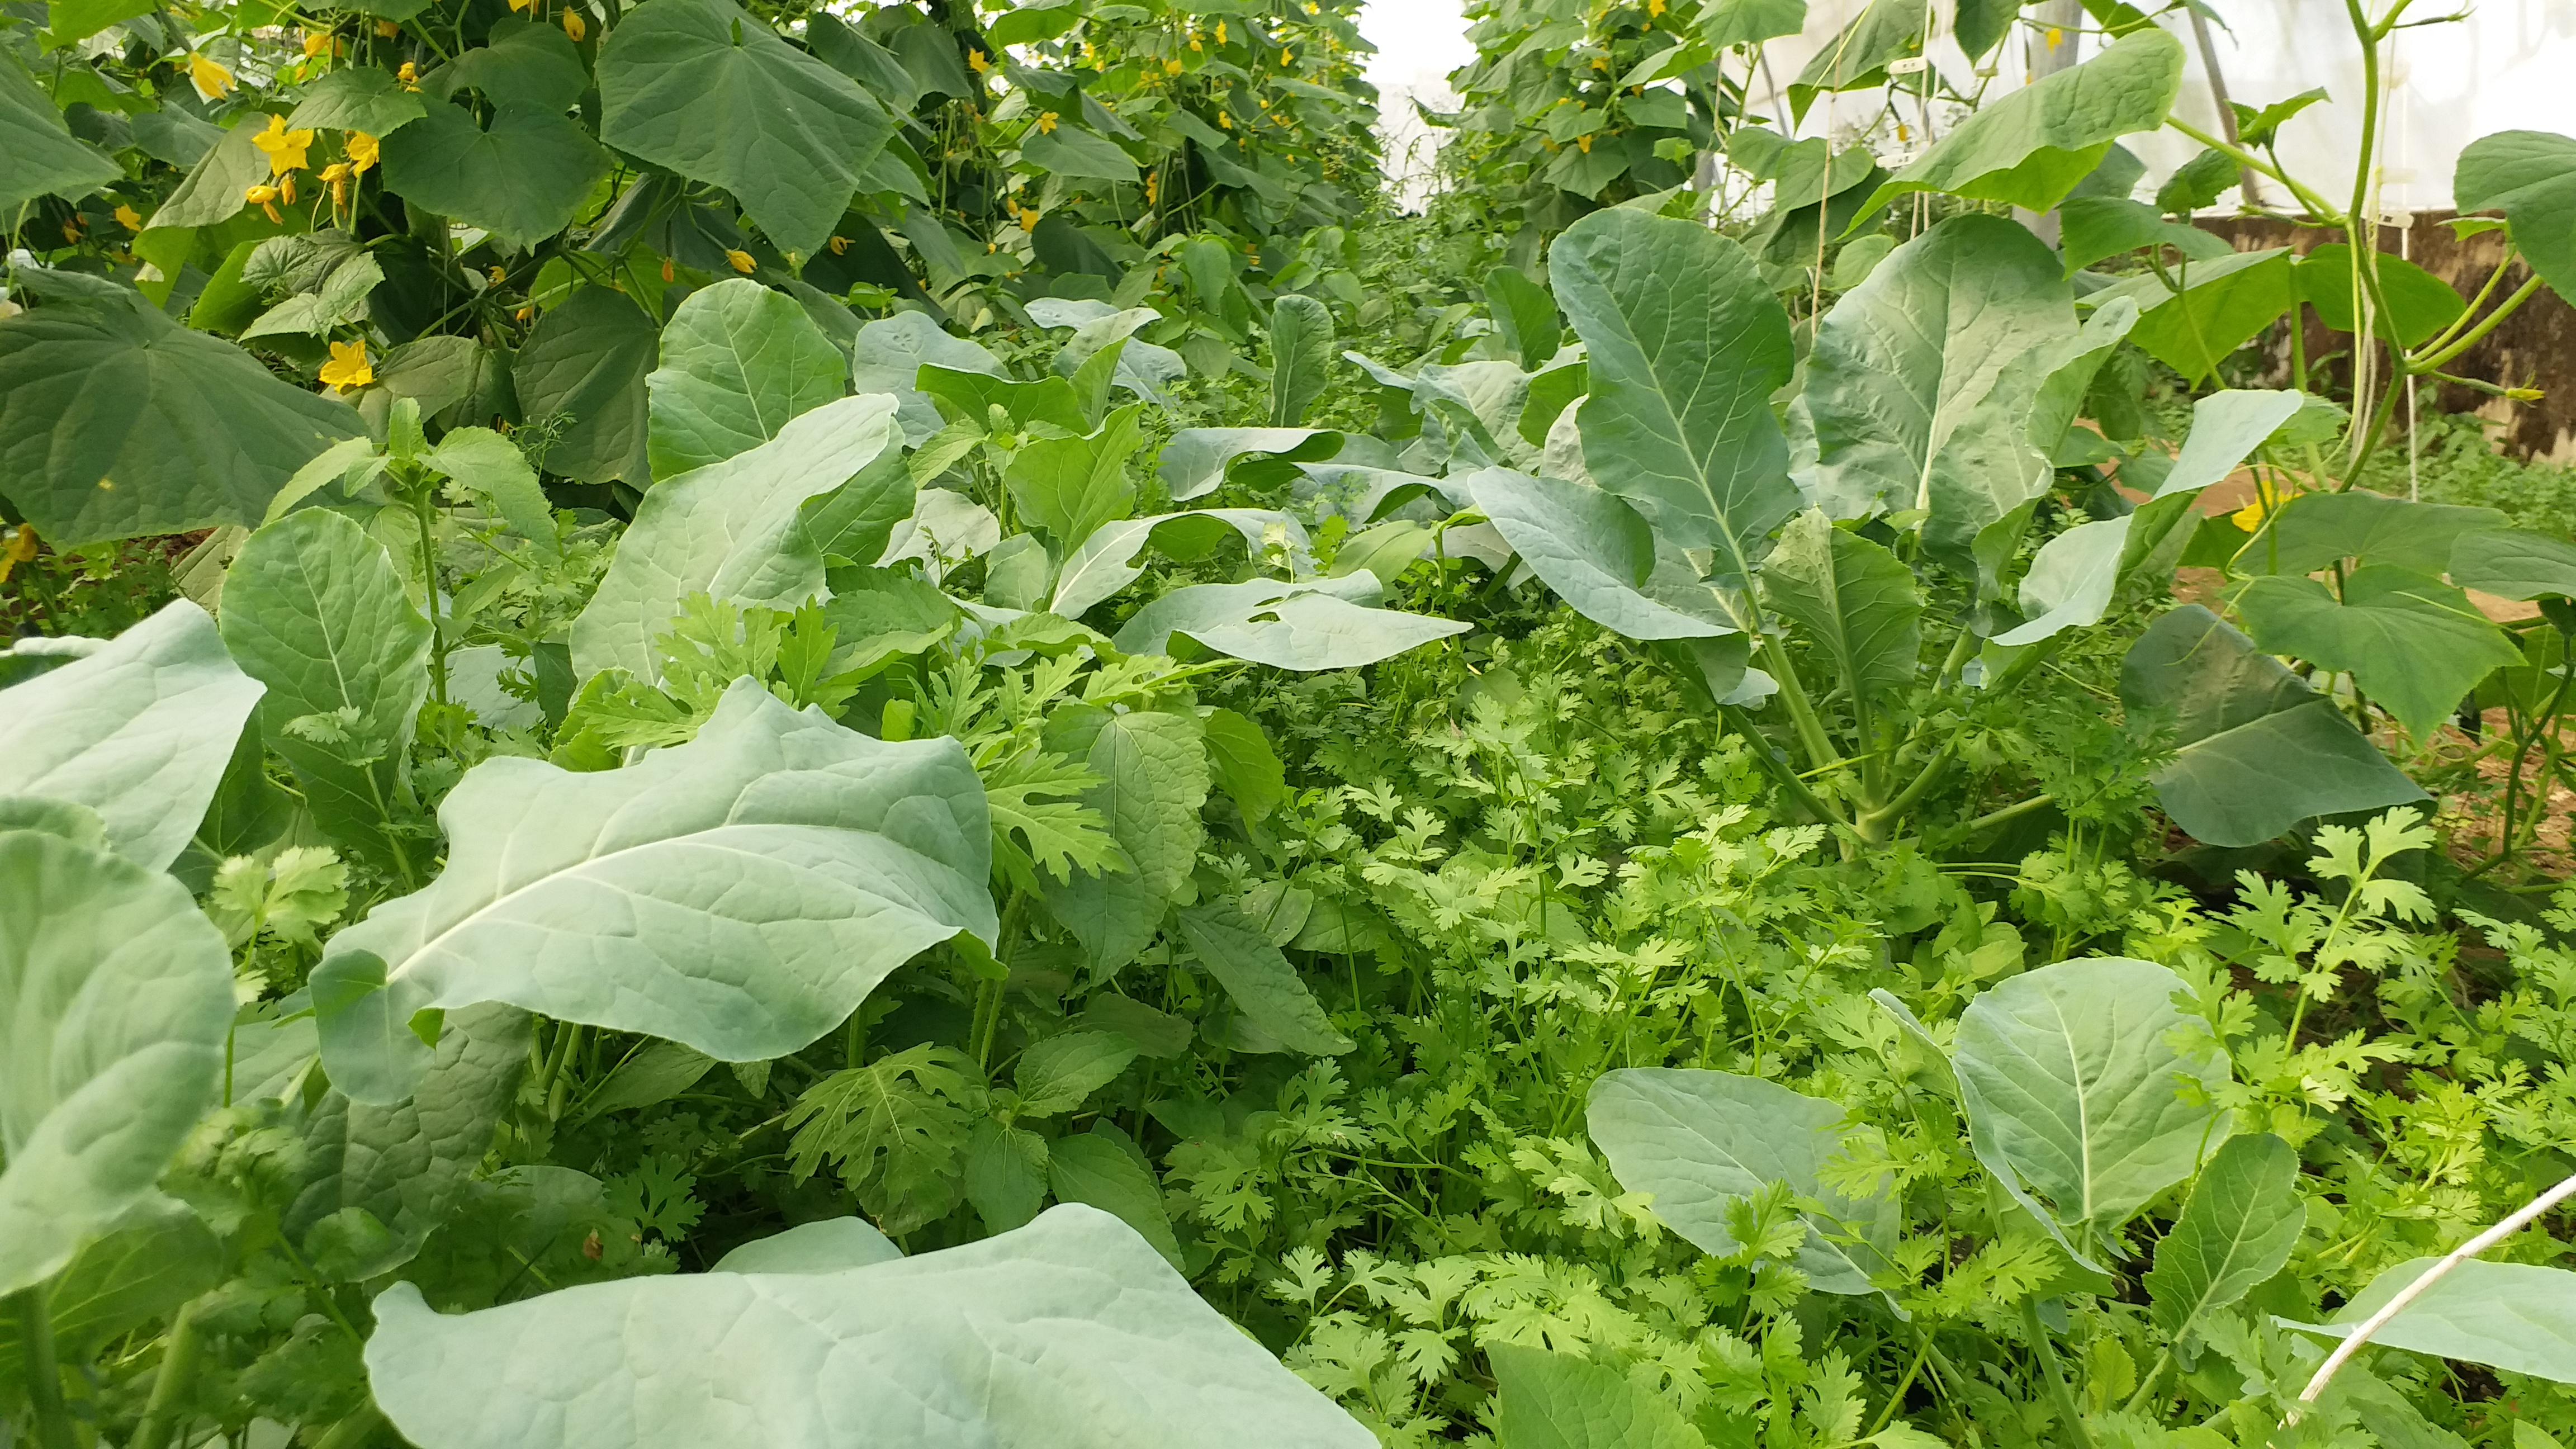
left=2144, top=1132, right=2302, bottom=1341
left=287, top=1002, right=532, bottom=1268
left=1920, top=296, right=2138, bottom=577
left=1268, top=295, right=1335, bottom=427
left=1587, top=1068, right=1896, bottom=1296
left=381, top=100, right=612, bottom=253
left=1175, top=590, right=1471, bottom=672
left=2455, top=130, right=2576, bottom=305
left=647, top=277, right=852, bottom=477
left=0, top=600, right=264, bottom=871
left=1459, top=467, right=1736, bottom=641
left=851, top=311, right=1006, bottom=445
left=1760, top=509, right=1921, bottom=699
left=571, top=393, right=903, bottom=681
left=1549, top=207, right=1795, bottom=564
left=711, top=1216, right=901, bottom=1273
left=0, top=829, right=234, bottom=1298
left=1490, top=1344, right=1703, bottom=1449
left=283, top=65, right=428, bottom=136
left=2239, top=493, right=2509, bottom=578
left=1006, top=405, right=1144, bottom=553
left=310, top=680, right=994, bottom=1105
left=1949, top=957, right=2230, bottom=1258
left=513, top=286, right=659, bottom=485
left=2287, top=1258, right=2576, bottom=1384
left=1870, top=29, right=2183, bottom=215
left=2236, top=567, right=2522, bottom=741
left=1049, top=509, right=1303, bottom=620
left=597, top=0, right=895, bottom=261
left=363, top=1204, right=1373, bottom=1448
left=219, top=509, right=433, bottom=876
left=1802, top=214, right=2071, bottom=522
left=0, top=286, right=364, bottom=544
left=1159, top=428, right=1344, bottom=502
left=0, top=49, right=119, bottom=215
left=2450, top=527, right=2576, bottom=601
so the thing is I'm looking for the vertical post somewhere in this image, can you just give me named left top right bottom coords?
left=2015, top=0, right=2083, bottom=244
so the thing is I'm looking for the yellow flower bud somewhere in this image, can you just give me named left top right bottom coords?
left=726, top=249, right=756, bottom=274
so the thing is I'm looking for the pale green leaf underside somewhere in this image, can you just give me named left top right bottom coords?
left=0, top=830, right=234, bottom=1297
left=646, top=278, right=851, bottom=479
left=310, top=681, right=995, bottom=1105
left=0, top=600, right=264, bottom=870
left=2289, top=1258, right=2576, bottom=1385
left=364, top=1205, right=1375, bottom=1447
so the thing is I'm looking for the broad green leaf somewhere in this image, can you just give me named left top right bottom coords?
left=577, top=1040, right=716, bottom=1121
left=1802, top=214, right=2071, bottom=522
left=0, top=287, right=364, bottom=544
left=1869, top=29, right=2183, bottom=215
left=2144, top=1132, right=2302, bottom=1341
left=427, top=426, right=560, bottom=564
left=1787, top=0, right=1921, bottom=116
left=1022, top=122, right=1140, bottom=183
left=1052, top=706, right=1207, bottom=904
left=2058, top=196, right=2232, bottom=276
left=1006, top=405, right=1145, bottom=552
left=1176, top=902, right=1353, bottom=1055
left=1048, top=1128, right=1181, bottom=1267
left=800, top=445, right=917, bottom=572
left=1761, top=509, right=1921, bottom=699
left=964, top=1120, right=1052, bottom=1235
left=0, top=1198, right=218, bottom=1389
left=2455, top=130, right=2576, bottom=305
left=287, top=1003, right=532, bottom=1270
left=1159, top=428, right=1344, bottom=501
left=512, top=286, right=659, bottom=485
left=1202, top=708, right=1285, bottom=821
left=816, top=565, right=959, bottom=676
left=431, top=17, right=588, bottom=111
left=851, top=311, right=1005, bottom=445
left=381, top=100, right=611, bottom=253
left=220, top=510, right=433, bottom=876
left=1996, top=388, right=2303, bottom=645
left=1950, top=956, right=2230, bottom=1262
left=571, top=393, right=903, bottom=681
left=364, top=1204, right=1373, bottom=1447
left=2450, top=527, right=2576, bottom=600
left=2239, top=493, right=2508, bottom=577
left=240, top=253, right=385, bottom=341
left=283, top=66, right=428, bottom=136
left=597, top=0, right=895, bottom=260
left=1268, top=295, right=1334, bottom=427
left=2236, top=567, right=2522, bottom=740
left=309, top=680, right=995, bottom=1105
left=1587, top=1067, right=1896, bottom=1295
left=0, top=601, right=263, bottom=871
left=1482, top=265, right=1562, bottom=373
left=647, top=277, right=851, bottom=477
left=143, top=116, right=265, bottom=231
left=0, top=829, right=234, bottom=1297
left=0, top=50, right=117, bottom=215
left=2288, top=1258, right=2576, bottom=1384
left=2094, top=247, right=2296, bottom=383
left=1700, top=0, right=1806, bottom=48
left=1013, top=1032, right=1137, bottom=1117
left=1459, top=467, right=1736, bottom=641
left=2121, top=605, right=2425, bottom=846
left=711, top=1216, right=901, bottom=1273
left=1490, top=1344, right=1702, bottom=1449
left=1549, top=207, right=1795, bottom=563
left=1111, top=575, right=1466, bottom=671
left=2294, top=244, right=2465, bottom=348
left=1049, top=509, right=1303, bottom=619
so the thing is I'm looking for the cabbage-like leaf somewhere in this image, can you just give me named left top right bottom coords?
left=1457, top=467, right=1736, bottom=640
left=0, top=830, right=234, bottom=1296
left=2285, top=1258, right=2576, bottom=1384
left=364, top=1205, right=1374, bottom=1447
left=0, top=600, right=264, bottom=871
left=309, top=681, right=993, bottom=1105
left=646, top=278, right=851, bottom=478
left=572, top=394, right=902, bottom=682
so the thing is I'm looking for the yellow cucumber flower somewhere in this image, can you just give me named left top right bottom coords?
left=1036, top=111, right=1058, bottom=132
left=320, top=340, right=372, bottom=392
left=187, top=53, right=234, bottom=100
left=114, top=203, right=143, bottom=230
left=725, top=249, right=756, bottom=273
left=562, top=8, right=584, bottom=41
left=346, top=131, right=380, bottom=174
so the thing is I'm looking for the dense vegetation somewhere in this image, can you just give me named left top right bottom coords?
left=7, top=0, right=2576, bottom=1446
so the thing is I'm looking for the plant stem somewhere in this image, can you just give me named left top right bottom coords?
left=11, top=1286, right=78, bottom=1449
left=2021, top=1296, right=2096, bottom=1449
left=129, top=1296, right=209, bottom=1449
left=412, top=491, right=451, bottom=709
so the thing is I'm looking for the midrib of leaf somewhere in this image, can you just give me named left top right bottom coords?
left=2042, top=993, right=2097, bottom=1223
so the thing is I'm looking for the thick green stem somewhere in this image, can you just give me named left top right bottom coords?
left=2020, top=1296, right=2097, bottom=1449
left=11, top=1286, right=77, bottom=1449
left=129, top=1296, right=210, bottom=1449
left=2411, top=273, right=2547, bottom=373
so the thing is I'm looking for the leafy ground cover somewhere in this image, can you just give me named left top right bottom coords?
left=9, top=1, right=2576, bottom=1447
